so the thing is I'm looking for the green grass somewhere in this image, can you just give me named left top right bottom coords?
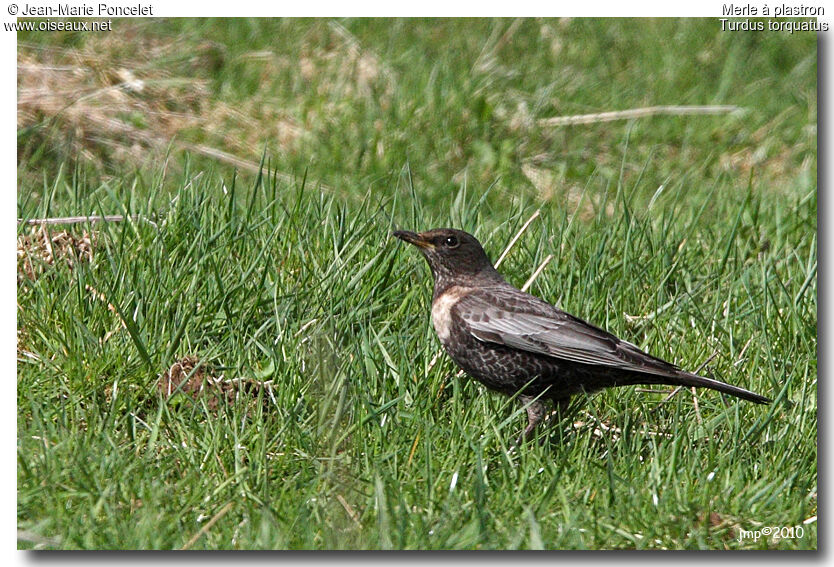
left=17, top=18, right=816, bottom=550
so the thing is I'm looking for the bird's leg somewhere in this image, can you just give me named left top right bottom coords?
left=513, top=396, right=573, bottom=446
left=516, top=395, right=548, bottom=445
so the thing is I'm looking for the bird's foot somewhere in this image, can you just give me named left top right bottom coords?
left=513, top=396, right=571, bottom=446
left=513, top=395, right=547, bottom=445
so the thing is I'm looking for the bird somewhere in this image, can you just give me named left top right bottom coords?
left=393, top=228, right=771, bottom=444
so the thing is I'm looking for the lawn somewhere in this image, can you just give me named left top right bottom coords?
left=17, top=18, right=816, bottom=549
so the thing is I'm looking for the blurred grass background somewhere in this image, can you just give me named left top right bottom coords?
left=18, top=18, right=815, bottom=204
left=17, top=18, right=816, bottom=549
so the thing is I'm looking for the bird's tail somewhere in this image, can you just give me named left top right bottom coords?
left=666, top=371, right=771, bottom=404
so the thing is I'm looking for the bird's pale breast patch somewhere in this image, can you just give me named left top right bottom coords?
left=431, top=286, right=472, bottom=342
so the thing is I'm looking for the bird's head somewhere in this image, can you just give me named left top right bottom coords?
left=393, top=228, right=500, bottom=286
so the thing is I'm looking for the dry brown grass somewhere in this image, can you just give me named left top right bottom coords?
left=18, top=29, right=210, bottom=170
left=156, top=356, right=234, bottom=411
left=156, top=355, right=281, bottom=412
left=17, top=20, right=393, bottom=180
left=17, top=225, right=96, bottom=283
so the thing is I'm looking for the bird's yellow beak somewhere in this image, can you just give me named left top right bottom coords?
left=393, top=230, right=434, bottom=249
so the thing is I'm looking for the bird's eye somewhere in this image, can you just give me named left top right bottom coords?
left=444, top=236, right=459, bottom=248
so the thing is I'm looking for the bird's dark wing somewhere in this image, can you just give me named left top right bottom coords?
left=456, top=287, right=679, bottom=377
